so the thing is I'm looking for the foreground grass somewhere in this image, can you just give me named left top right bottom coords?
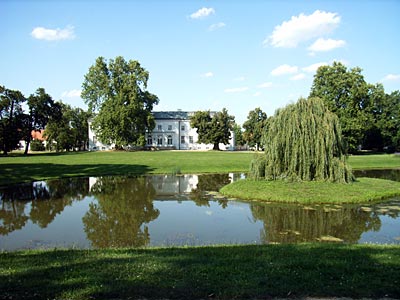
left=1, top=244, right=399, bottom=299
left=1, top=151, right=399, bottom=186
left=220, top=177, right=400, bottom=204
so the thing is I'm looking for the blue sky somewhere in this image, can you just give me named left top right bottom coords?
left=1, top=0, right=399, bottom=125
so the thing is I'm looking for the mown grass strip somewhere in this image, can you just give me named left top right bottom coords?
left=1, top=244, right=399, bottom=300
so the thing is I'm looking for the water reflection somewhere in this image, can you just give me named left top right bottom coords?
left=1, top=171, right=400, bottom=250
left=0, top=178, right=88, bottom=235
left=251, top=203, right=382, bottom=243
left=83, top=176, right=159, bottom=247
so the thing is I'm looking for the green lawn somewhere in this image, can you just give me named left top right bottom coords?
left=221, top=177, right=400, bottom=204
left=0, top=151, right=254, bottom=186
left=1, top=244, right=399, bottom=300
left=1, top=151, right=399, bottom=186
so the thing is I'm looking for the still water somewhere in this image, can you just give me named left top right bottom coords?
left=1, top=172, right=400, bottom=250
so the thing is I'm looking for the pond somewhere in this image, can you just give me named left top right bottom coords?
left=1, top=171, right=400, bottom=250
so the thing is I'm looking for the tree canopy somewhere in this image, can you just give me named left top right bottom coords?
left=81, top=56, right=159, bottom=149
left=243, top=107, right=268, bottom=150
left=251, top=97, right=354, bottom=183
left=22, top=88, right=61, bottom=154
left=310, top=62, right=384, bottom=153
left=190, top=108, right=235, bottom=150
left=44, top=103, right=89, bottom=152
left=0, top=86, right=25, bottom=155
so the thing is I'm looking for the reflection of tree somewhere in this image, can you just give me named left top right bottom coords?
left=83, top=176, right=159, bottom=248
left=0, top=197, right=29, bottom=235
left=251, top=203, right=382, bottom=243
left=30, top=178, right=89, bottom=228
left=190, top=174, right=230, bottom=207
left=0, top=178, right=89, bottom=235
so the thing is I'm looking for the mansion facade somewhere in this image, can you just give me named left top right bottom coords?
left=88, top=111, right=235, bottom=151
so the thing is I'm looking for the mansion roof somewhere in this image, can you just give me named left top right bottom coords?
left=152, top=111, right=193, bottom=120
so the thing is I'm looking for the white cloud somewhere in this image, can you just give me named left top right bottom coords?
left=265, top=10, right=341, bottom=48
left=190, top=7, right=215, bottom=19
left=382, top=74, right=400, bottom=81
left=257, top=82, right=273, bottom=88
left=201, top=72, right=214, bottom=78
left=31, top=25, right=75, bottom=41
left=224, top=87, right=249, bottom=93
left=209, top=22, right=226, bottom=31
left=308, top=38, right=346, bottom=53
left=302, top=62, right=328, bottom=73
left=271, top=64, right=298, bottom=76
left=61, top=89, right=81, bottom=98
left=290, top=73, right=306, bottom=81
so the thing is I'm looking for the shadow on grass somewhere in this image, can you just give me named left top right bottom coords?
left=0, top=163, right=154, bottom=186
left=1, top=244, right=399, bottom=299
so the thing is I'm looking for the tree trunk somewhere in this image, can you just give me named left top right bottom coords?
left=213, top=142, right=220, bottom=151
left=24, top=137, right=31, bottom=155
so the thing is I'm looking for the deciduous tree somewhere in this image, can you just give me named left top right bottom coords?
left=251, top=97, right=353, bottom=183
left=310, top=62, right=372, bottom=153
left=0, top=86, right=25, bottom=155
left=82, top=56, right=159, bottom=149
left=243, top=107, right=268, bottom=150
left=190, top=108, right=235, bottom=150
left=22, top=88, right=61, bottom=155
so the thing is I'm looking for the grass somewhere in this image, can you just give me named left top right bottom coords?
left=0, top=151, right=253, bottom=186
left=1, top=151, right=400, bottom=186
left=1, top=243, right=399, bottom=299
left=220, top=177, right=400, bottom=204
left=349, top=153, right=400, bottom=170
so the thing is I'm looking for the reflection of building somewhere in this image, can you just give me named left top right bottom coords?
left=152, top=175, right=199, bottom=198
left=88, top=111, right=235, bottom=151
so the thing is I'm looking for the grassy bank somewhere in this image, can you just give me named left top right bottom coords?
left=1, top=151, right=399, bottom=186
left=220, top=177, right=400, bottom=204
left=1, top=244, right=399, bottom=299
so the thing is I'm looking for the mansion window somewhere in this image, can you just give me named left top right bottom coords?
left=167, top=135, right=173, bottom=145
left=157, top=136, right=163, bottom=145
left=189, top=136, right=193, bottom=144
left=158, top=125, right=162, bottom=131
left=168, top=125, right=172, bottom=131
left=181, top=125, right=185, bottom=131
left=181, top=136, right=185, bottom=144
left=147, top=136, right=152, bottom=145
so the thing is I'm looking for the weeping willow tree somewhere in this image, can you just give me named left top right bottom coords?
left=251, top=97, right=354, bottom=183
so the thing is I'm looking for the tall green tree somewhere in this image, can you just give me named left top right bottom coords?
left=251, top=97, right=353, bottom=183
left=0, top=86, right=25, bottom=155
left=233, top=123, right=244, bottom=148
left=310, top=62, right=372, bottom=153
left=190, top=108, right=235, bottom=150
left=243, top=107, right=268, bottom=150
left=44, top=102, right=88, bottom=151
left=22, top=88, right=61, bottom=155
left=376, top=90, right=400, bottom=152
left=81, top=56, right=159, bottom=149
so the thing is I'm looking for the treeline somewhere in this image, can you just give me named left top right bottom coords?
left=2, top=58, right=398, bottom=155
left=0, top=86, right=89, bottom=155
left=240, top=62, right=400, bottom=154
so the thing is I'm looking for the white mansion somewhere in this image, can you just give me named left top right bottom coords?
left=88, top=111, right=235, bottom=151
